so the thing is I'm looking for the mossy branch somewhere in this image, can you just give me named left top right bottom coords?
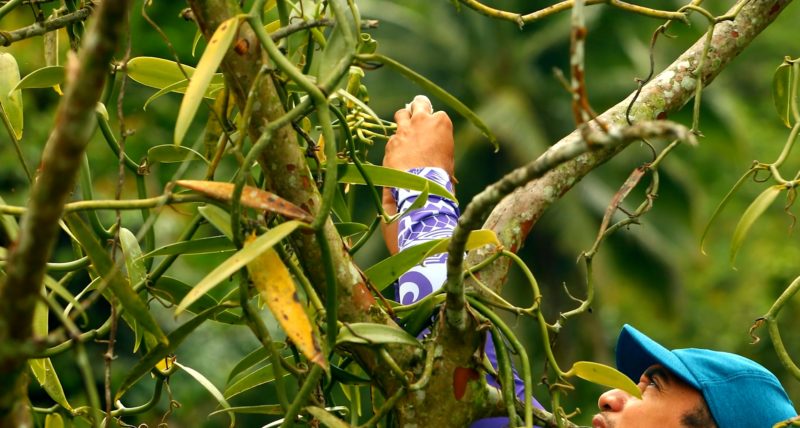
left=465, top=0, right=795, bottom=296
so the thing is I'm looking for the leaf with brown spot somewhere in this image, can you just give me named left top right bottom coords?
left=175, top=16, right=242, bottom=146
left=245, top=234, right=327, bottom=370
left=176, top=180, right=313, bottom=222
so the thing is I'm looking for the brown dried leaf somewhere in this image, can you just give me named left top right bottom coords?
left=176, top=180, right=313, bottom=222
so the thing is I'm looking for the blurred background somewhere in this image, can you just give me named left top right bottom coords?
left=2, top=0, right=800, bottom=426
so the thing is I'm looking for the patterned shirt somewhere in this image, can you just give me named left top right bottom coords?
left=392, top=167, right=542, bottom=427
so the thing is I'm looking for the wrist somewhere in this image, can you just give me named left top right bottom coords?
left=393, top=167, right=456, bottom=209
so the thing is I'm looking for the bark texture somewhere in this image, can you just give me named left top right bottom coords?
left=469, top=0, right=795, bottom=294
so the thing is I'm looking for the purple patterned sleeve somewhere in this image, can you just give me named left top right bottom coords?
left=392, top=167, right=458, bottom=305
left=391, top=167, right=544, bottom=427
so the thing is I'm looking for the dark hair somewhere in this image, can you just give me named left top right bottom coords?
left=681, top=402, right=716, bottom=428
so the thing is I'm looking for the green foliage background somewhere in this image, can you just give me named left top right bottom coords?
left=1, top=0, right=799, bottom=425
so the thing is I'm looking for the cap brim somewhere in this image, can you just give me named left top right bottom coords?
left=616, top=324, right=700, bottom=390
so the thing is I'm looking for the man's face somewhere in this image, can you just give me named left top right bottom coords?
left=592, top=364, right=706, bottom=428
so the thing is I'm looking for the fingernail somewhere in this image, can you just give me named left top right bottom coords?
left=414, top=95, right=432, bottom=106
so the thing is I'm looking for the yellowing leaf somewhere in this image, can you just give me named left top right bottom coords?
left=174, top=220, right=301, bottom=315
left=423, top=229, right=501, bottom=259
left=176, top=180, right=313, bottom=223
left=0, top=53, right=24, bottom=139
left=570, top=361, right=642, bottom=399
left=175, top=16, right=241, bottom=145
left=44, top=413, right=64, bottom=428
left=245, top=234, right=326, bottom=369
left=730, top=185, right=783, bottom=266
left=154, top=354, right=177, bottom=374
left=265, top=19, right=281, bottom=33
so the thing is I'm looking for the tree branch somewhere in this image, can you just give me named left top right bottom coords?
left=443, top=121, right=695, bottom=330
left=0, top=5, right=93, bottom=47
left=186, top=0, right=413, bottom=399
left=0, top=0, right=131, bottom=424
left=468, top=0, right=794, bottom=294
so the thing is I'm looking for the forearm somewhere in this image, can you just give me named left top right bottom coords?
left=393, top=167, right=459, bottom=305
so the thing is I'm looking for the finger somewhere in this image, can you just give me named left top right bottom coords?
left=432, top=110, right=453, bottom=128
left=408, top=95, right=433, bottom=117
left=394, top=108, right=411, bottom=127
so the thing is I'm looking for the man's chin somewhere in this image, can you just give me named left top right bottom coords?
left=592, top=413, right=611, bottom=428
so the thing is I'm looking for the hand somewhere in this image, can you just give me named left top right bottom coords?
left=381, top=95, right=455, bottom=254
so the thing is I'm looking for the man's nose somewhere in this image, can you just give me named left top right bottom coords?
left=597, top=389, right=629, bottom=412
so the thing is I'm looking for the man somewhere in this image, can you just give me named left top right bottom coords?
left=380, top=96, right=797, bottom=427
left=595, top=324, right=797, bottom=428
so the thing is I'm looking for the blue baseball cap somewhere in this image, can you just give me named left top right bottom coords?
left=615, top=324, right=797, bottom=427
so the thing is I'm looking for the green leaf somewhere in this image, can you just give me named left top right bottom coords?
left=330, top=363, right=371, bottom=385
left=337, top=163, right=456, bottom=202
left=119, top=228, right=146, bottom=286
left=569, top=361, right=642, bottom=399
left=175, top=16, right=241, bottom=146
left=65, top=214, right=168, bottom=345
left=29, top=301, right=72, bottom=411
left=14, top=66, right=65, bottom=91
left=151, top=276, right=241, bottom=324
left=331, top=185, right=352, bottom=223
left=334, top=222, right=369, bottom=237
left=147, top=144, right=209, bottom=164
left=772, top=60, right=795, bottom=128
left=142, top=79, right=189, bottom=110
left=126, top=56, right=224, bottom=94
left=730, top=185, right=783, bottom=266
left=314, top=25, right=351, bottom=85
left=198, top=204, right=234, bottom=240
left=226, top=346, right=271, bottom=384
left=29, top=358, right=72, bottom=411
left=357, top=53, right=497, bottom=150
left=175, top=362, right=234, bottom=428
left=140, top=236, right=235, bottom=259
left=119, top=228, right=149, bottom=353
left=175, top=220, right=302, bottom=315
left=399, top=180, right=430, bottom=218
left=399, top=294, right=440, bottom=337
left=700, top=169, right=756, bottom=255
left=364, top=229, right=500, bottom=292
left=365, top=239, right=440, bottom=292
left=336, top=322, right=421, bottom=347
left=423, top=229, right=500, bottom=258
left=192, top=29, right=203, bottom=57
left=0, top=196, right=19, bottom=242
left=116, top=305, right=225, bottom=400
left=209, top=405, right=284, bottom=417
left=0, top=52, right=24, bottom=139
left=305, top=407, right=351, bottom=428
left=43, top=275, right=82, bottom=317
left=224, top=356, right=293, bottom=399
